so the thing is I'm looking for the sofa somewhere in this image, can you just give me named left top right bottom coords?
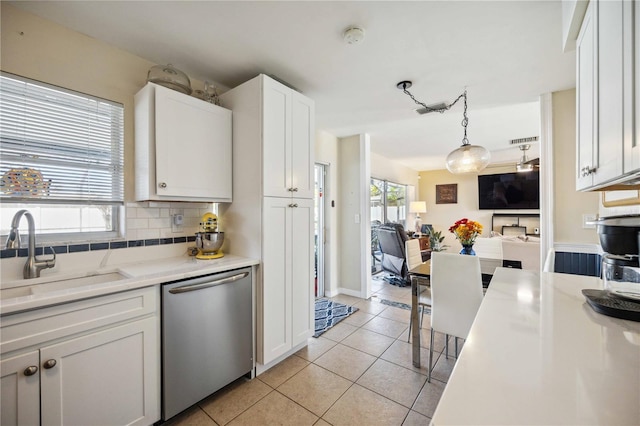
left=474, top=235, right=541, bottom=271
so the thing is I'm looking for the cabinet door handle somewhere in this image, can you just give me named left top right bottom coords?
left=23, top=366, right=38, bottom=376
left=43, top=359, right=57, bottom=369
left=158, top=182, right=167, bottom=189
left=289, top=203, right=298, bottom=208
left=581, top=166, right=597, bottom=177
left=288, top=187, right=299, bottom=192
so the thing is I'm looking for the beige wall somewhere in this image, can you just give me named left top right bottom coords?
left=337, top=135, right=371, bottom=296
left=417, top=169, right=498, bottom=251
left=552, top=89, right=600, bottom=245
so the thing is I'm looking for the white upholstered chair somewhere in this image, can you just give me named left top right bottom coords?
left=405, top=239, right=431, bottom=341
left=473, top=237, right=503, bottom=260
left=543, top=248, right=556, bottom=272
left=428, top=251, right=483, bottom=382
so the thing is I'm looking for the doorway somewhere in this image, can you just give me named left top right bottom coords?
left=370, top=178, right=407, bottom=274
left=314, top=163, right=326, bottom=298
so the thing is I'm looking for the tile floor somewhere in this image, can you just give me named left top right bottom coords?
left=166, top=275, right=457, bottom=426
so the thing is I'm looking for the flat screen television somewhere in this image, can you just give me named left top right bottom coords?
left=478, top=171, right=540, bottom=210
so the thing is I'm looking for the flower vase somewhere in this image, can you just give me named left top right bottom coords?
left=460, top=244, right=476, bottom=256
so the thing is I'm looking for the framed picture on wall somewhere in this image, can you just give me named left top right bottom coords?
left=602, top=190, right=640, bottom=207
left=436, top=184, right=458, bottom=204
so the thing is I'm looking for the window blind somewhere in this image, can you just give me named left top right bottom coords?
left=0, top=73, right=124, bottom=205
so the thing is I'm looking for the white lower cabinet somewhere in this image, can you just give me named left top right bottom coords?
left=260, top=197, right=314, bottom=365
left=0, top=287, right=160, bottom=426
left=1, top=351, right=40, bottom=426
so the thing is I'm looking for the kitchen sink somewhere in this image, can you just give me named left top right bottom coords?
left=0, top=271, right=128, bottom=300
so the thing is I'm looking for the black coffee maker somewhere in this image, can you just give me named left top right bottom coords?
left=583, top=215, right=640, bottom=321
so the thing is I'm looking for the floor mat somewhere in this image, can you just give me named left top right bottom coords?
left=314, top=298, right=358, bottom=338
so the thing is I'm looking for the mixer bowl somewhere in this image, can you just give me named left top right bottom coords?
left=196, top=232, right=224, bottom=253
left=595, top=215, right=640, bottom=255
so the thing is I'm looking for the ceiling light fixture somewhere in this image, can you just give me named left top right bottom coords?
left=396, top=81, right=491, bottom=174
left=516, top=144, right=535, bottom=173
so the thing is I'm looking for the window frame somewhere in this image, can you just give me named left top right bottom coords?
left=0, top=72, right=124, bottom=243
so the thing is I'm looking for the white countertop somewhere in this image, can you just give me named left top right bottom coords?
left=1, top=254, right=259, bottom=315
left=431, top=267, right=640, bottom=425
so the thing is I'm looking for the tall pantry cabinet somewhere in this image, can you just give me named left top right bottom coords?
left=219, top=75, right=315, bottom=367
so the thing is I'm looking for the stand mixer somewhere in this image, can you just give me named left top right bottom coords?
left=195, top=212, right=224, bottom=260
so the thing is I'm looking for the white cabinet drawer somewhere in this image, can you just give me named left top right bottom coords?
left=1, top=286, right=158, bottom=355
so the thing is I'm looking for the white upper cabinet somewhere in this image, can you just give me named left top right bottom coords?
left=576, top=1, right=596, bottom=190
left=625, top=0, right=640, bottom=174
left=135, top=83, right=232, bottom=202
left=576, top=0, right=640, bottom=191
left=263, top=77, right=314, bottom=199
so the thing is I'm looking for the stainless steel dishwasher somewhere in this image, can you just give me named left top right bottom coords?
left=161, top=267, right=253, bottom=420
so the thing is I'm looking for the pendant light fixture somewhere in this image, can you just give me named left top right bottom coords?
left=397, top=81, right=491, bottom=174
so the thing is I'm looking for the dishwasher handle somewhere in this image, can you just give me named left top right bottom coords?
left=168, top=271, right=250, bottom=294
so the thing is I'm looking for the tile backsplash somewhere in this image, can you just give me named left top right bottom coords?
left=125, top=201, right=216, bottom=241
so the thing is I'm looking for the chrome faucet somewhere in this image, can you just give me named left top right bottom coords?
left=5, top=209, right=56, bottom=279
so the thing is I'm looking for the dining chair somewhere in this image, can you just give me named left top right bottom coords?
left=543, top=248, right=556, bottom=272
left=428, top=251, right=483, bottom=382
left=405, top=239, right=431, bottom=341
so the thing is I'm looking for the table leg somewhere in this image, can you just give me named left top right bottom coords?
left=411, top=275, right=420, bottom=367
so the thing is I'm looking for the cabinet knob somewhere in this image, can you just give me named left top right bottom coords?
left=581, top=166, right=597, bottom=177
left=23, top=366, right=38, bottom=376
left=289, top=203, right=298, bottom=208
left=158, top=182, right=167, bottom=189
left=43, top=359, right=57, bottom=369
left=288, top=187, right=299, bottom=192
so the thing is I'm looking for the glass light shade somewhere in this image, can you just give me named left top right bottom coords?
left=445, top=144, right=491, bottom=174
left=409, top=201, right=427, bottom=214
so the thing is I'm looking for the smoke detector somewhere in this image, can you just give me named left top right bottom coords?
left=343, top=26, right=365, bottom=44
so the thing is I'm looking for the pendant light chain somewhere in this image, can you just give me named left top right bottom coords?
left=396, top=80, right=490, bottom=173
left=400, top=82, right=465, bottom=114
left=461, top=90, right=469, bottom=146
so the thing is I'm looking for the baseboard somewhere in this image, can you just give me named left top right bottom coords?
left=255, top=340, right=309, bottom=376
left=336, top=287, right=363, bottom=298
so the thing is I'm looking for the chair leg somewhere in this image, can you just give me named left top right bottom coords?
left=445, top=334, right=449, bottom=360
left=428, top=328, right=434, bottom=383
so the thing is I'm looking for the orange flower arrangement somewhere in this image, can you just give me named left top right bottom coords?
left=449, top=218, right=483, bottom=246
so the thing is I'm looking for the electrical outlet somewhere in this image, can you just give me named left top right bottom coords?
left=583, top=214, right=597, bottom=229
left=171, top=209, right=185, bottom=233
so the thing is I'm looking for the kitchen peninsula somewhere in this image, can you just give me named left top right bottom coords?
left=432, top=267, right=640, bottom=425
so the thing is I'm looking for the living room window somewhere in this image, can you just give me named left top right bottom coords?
left=0, top=72, right=124, bottom=242
left=370, top=178, right=407, bottom=227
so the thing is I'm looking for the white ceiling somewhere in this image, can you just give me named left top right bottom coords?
left=11, top=1, right=576, bottom=171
